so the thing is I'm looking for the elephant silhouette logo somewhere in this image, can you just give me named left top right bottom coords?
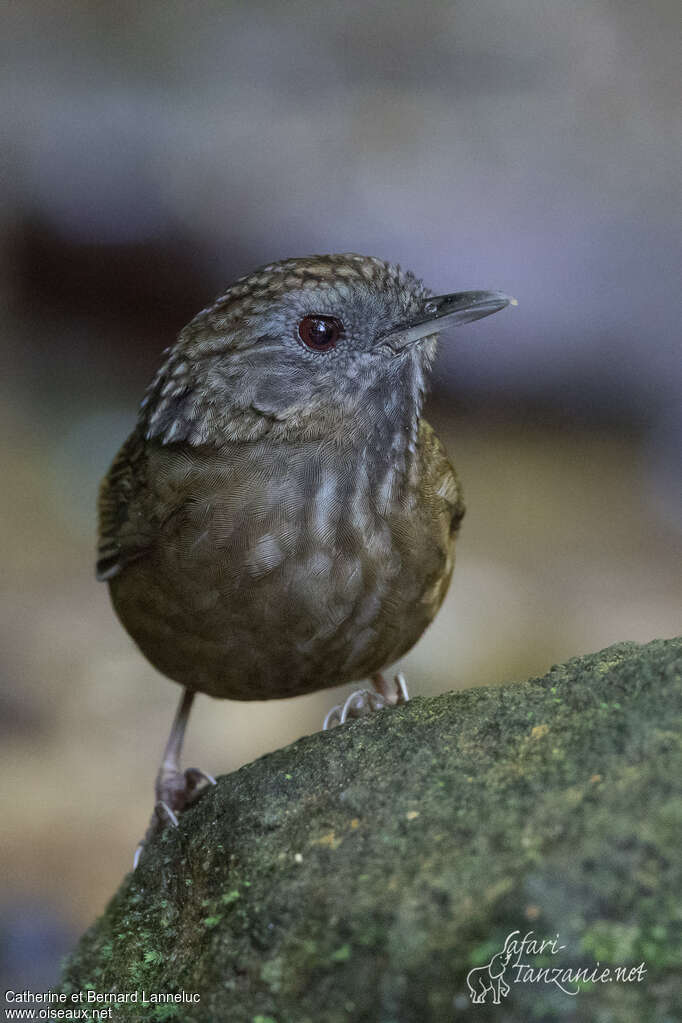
left=466, top=942, right=514, bottom=1004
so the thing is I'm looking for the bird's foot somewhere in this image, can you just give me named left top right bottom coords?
left=155, top=764, right=217, bottom=815
left=133, top=766, right=216, bottom=868
left=372, top=671, right=409, bottom=707
left=323, top=688, right=386, bottom=729
left=323, top=671, right=409, bottom=729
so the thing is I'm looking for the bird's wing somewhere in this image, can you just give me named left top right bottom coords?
left=96, top=429, right=158, bottom=581
left=418, top=418, right=466, bottom=536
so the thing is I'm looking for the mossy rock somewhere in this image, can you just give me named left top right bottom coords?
left=60, top=638, right=682, bottom=1022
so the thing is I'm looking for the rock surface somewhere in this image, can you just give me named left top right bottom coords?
left=60, top=638, right=681, bottom=1022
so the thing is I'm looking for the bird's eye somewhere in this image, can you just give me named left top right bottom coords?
left=298, top=315, right=343, bottom=352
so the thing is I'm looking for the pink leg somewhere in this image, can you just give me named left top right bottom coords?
left=134, top=688, right=216, bottom=867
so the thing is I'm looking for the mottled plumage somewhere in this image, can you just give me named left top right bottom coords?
left=97, top=253, right=511, bottom=846
left=100, top=417, right=462, bottom=699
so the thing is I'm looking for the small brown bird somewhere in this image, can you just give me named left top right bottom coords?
left=97, top=253, right=512, bottom=854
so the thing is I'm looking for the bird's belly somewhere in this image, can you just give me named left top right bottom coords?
left=110, top=488, right=453, bottom=700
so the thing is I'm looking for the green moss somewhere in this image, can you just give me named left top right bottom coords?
left=143, top=950, right=163, bottom=965
left=202, top=916, right=222, bottom=929
left=58, top=638, right=682, bottom=1022
left=221, top=890, right=241, bottom=905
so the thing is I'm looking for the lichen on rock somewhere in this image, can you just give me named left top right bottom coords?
left=59, top=638, right=682, bottom=1021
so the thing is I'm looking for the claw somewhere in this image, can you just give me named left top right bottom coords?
left=323, top=702, right=343, bottom=730
left=341, top=688, right=385, bottom=723
left=155, top=800, right=180, bottom=827
left=184, top=767, right=217, bottom=796
left=373, top=670, right=410, bottom=706
left=394, top=672, right=409, bottom=704
left=132, top=800, right=181, bottom=868
left=323, top=673, right=410, bottom=730
left=133, top=781, right=215, bottom=868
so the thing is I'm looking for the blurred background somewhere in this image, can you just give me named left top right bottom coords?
left=1, top=0, right=680, bottom=994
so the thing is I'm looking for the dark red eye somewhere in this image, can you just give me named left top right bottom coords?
left=298, top=314, right=343, bottom=351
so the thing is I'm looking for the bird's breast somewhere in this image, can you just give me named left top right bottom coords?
left=111, top=436, right=454, bottom=697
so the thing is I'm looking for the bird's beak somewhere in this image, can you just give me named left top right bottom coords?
left=382, top=290, right=517, bottom=352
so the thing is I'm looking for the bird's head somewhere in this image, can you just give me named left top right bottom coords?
left=141, top=253, right=513, bottom=446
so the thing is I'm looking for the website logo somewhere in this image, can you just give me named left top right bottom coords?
left=465, top=930, right=646, bottom=1005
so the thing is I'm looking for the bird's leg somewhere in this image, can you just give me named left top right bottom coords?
left=372, top=671, right=409, bottom=706
left=155, top=688, right=215, bottom=814
left=323, top=672, right=409, bottom=729
left=134, top=688, right=216, bottom=867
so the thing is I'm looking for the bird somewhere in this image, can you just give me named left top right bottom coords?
left=96, top=253, right=513, bottom=856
